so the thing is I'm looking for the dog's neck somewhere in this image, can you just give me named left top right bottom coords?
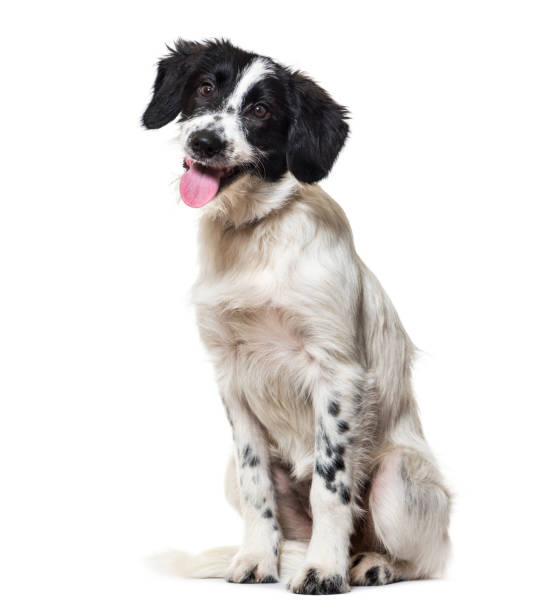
left=201, top=172, right=300, bottom=228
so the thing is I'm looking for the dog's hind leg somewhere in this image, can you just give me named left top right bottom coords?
left=364, top=421, right=451, bottom=583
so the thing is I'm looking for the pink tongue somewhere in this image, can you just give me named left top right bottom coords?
left=179, top=162, right=222, bottom=208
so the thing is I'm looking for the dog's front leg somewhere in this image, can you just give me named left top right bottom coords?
left=223, top=394, right=280, bottom=584
left=288, top=363, right=366, bottom=595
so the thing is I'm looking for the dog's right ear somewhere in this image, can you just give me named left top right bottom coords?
left=142, top=40, right=206, bottom=129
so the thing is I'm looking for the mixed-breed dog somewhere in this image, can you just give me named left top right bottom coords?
left=143, top=39, right=451, bottom=595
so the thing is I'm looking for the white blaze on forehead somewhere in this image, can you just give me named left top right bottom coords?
left=179, top=58, right=273, bottom=165
left=226, top=58, right=273, bottom=111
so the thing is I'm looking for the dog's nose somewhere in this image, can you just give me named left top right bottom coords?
left=189, top=130, right=225, bottom=159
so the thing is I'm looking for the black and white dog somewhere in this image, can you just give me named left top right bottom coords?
left=143, top=39, right=451, bottom=595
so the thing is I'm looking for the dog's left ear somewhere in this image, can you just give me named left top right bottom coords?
left=287, top=72, right=349, bottom=183
left=142, top=39, right=206, bottom=129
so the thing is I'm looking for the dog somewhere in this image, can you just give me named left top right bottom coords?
left=143, top=39, right=451, bottom=595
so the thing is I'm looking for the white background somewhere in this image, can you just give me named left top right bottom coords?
left=1, top=1, right=547, bottom=610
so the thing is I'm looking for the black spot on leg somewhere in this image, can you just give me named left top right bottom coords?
left=315, top=433, right=347, bottom=494
left=273, top=523, right=279, bottom=531
left=333, top=453, right=345, bottom=472
left=339, top=485, right=351, bottom=504
left=328, top=400, right=340, bottom=416
left=241, top=444, right=260, bottom=468
left=337, top=420, right=349, bottom=433
left=262, top=507, right=273, bottom=519
left=315, top=461, right=336, bottom=483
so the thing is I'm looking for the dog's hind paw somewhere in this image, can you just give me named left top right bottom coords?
left=349, top=552, right=398, bottom=586
left=288, top=566, right=350, bottom=595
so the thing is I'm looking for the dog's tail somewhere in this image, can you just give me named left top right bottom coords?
left=148, top=540, right=308, bottom=581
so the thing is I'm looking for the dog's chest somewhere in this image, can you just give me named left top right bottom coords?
left=193, top=223, right=317, bottom=475
left=196, top=295, right=316, bottom=472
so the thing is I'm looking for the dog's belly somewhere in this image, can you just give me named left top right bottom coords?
left=196, top=303, right=316, bottom=478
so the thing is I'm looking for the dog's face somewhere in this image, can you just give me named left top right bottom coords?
left=142, top=39, right=349, bottom=208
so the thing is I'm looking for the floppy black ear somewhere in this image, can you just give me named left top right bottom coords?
left=142, top=40, right=205, bottom=129
left=287, top=72, right=349, bottom=183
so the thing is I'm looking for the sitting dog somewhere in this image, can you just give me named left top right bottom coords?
left=143, top=39, right=451, bottom=595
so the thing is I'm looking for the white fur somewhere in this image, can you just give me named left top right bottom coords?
left=225, top=58, right=273, bottom=111
left=149, top=540, right=308, bottom=581
left=170, top=175, right=452, bottom=592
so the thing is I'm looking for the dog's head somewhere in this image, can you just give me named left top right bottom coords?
left=142, top=39, right=349, bottom=208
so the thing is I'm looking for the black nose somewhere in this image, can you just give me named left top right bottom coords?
left=189, top=130, right=225, bottom=159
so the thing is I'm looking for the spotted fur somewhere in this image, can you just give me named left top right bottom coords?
left=143, top=38, right=452, bottom=595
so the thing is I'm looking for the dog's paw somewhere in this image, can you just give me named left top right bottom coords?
left=349, top=552, right=397, bottom=586
left=288, top=566, right=350, bottom=595
left=226, top=552, right=278, bottom=584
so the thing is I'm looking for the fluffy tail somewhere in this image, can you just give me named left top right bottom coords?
left=148, top=540, right=307, bottom=581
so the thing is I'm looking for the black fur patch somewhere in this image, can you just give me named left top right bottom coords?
left=143, top=39, right=349, bottom=184
left=241, top=444, right=260, bottom=468
left=239, top=569, right=257, bottom=583
left=365, top=566, right=380, bottom=586
left=260, top=575, right=277, bottom=583
left=315, top=419, right=347, bottom=493
left=337, top=420, right=349, bottom=433
left=262, top=507, right=273, bottom=519
left=339, top=485, right=351, bottom=504
left=328, top=400, right=341, bottom=416
left=286, top=72, right=349, bottom=183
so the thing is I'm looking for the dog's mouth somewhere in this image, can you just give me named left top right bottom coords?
left=180, top=158, right=242, bottom=208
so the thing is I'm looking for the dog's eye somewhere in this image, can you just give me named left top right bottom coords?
left=198, top=82, right=215, bottom=97
left=252, top=104, right=268, bottom=119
